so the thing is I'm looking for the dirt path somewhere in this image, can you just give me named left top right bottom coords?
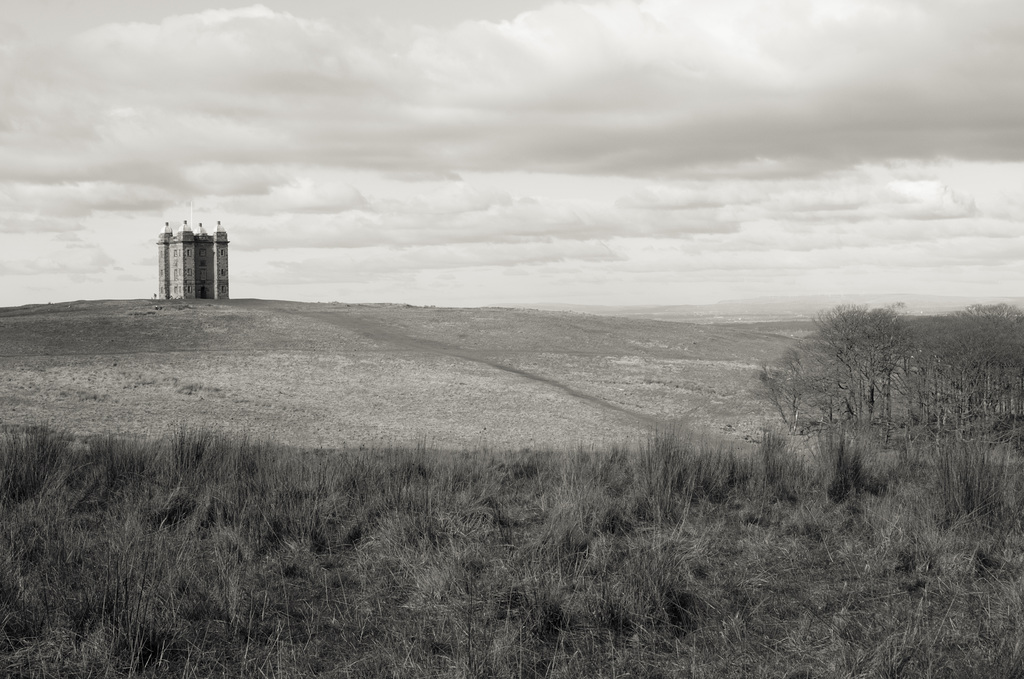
left=279, top=306, right=665, bottom=430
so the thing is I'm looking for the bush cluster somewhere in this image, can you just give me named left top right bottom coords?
left=760, top=303, right=1024, bottom=445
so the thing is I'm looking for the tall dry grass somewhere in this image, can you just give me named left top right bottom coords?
left=1, top=422, right=1023, bottom=677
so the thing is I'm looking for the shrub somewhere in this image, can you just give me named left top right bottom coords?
left=936, top=441, right=1016, bottom=529
left=0, top=425, right=71, bottom=506
left=759, top=427, right=808, bottom=502
left=821, top=427, right=885, bottom=502
left=164, top=424, right=216, bottom=478
left=637, top=428, right=750, bottom=521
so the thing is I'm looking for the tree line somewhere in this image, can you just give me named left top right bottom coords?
left=759, top=303, right=1024, bottom=443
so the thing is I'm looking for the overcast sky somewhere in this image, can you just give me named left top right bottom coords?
left=2, top=0, right=1023, bottom=307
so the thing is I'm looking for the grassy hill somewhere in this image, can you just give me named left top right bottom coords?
left=0, top=299, right=799, bottom=449
left=3, top=300, right=1023, bottom=678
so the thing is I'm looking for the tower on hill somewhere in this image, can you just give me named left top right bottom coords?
left=157, top=220, right=229, bottom=300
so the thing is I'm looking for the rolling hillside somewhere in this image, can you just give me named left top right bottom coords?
left=0, top=299, right=800, bottom=448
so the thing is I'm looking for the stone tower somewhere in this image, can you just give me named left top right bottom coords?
left=157, top=219, right=229, bottom=300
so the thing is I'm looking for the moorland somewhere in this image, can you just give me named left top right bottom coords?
left=2, top=299, right=1024, bottom=678
left=0, top=299, right=796, bottom=449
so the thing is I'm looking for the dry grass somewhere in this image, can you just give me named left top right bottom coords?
left=0, top=299, right=789, bottom=449
left=4, top=300, right=1020, bottom=676
left=2, top=423, right=1024, bottom=677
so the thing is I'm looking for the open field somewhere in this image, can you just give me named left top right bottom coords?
left=0, top=299, right=798, bottom=448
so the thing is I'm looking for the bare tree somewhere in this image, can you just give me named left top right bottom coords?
left=758, top=347, right=808, bottom=431
left=757, top=302, right=1024, bottom=447
left=810, top=304, right=909, bottom=431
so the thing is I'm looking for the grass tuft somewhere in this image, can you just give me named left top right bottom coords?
left=0, top=425, right=71, bottom=506
left=821, top=427, right=887, bottom=502
left=760, top=427, right=807, bottom=502
left=936, top=441, right=1017, bottom=529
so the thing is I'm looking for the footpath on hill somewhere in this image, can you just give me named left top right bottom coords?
left=0, top=299, right=795, bottom=448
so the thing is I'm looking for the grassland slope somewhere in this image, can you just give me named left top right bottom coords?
left=0, top=299, right=796, bottom=448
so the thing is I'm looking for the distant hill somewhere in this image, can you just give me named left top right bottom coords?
left=504, top=294, right=1024, bottom=323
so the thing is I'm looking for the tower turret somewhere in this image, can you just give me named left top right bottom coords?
left=157, top=222, right=172, bottom=298
left=213, top=221, right=229, bottom=299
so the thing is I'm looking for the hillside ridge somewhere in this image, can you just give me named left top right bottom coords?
left=0, top=298, right=795, bottom=448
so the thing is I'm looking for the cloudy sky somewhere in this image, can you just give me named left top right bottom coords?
left=2, top=0, right=1023, bottom=307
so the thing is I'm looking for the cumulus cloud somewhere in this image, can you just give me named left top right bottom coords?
left=617, top=171, right=979, bottom=237
left=3, top=0, right=1024, bottom=191
left=389, top=182, right=513, bottom=215
left=227, top=175, right=754, bottom=253
left=0, top=181, right=175, bottom=218
left=225, top=177, right=368, bottom=214
left=402, top=0, right=1024, bottom=172
left=258, top=238, right=622, bottom=283
left=0, top=245, right=114, bottom=277
left=0, top=214, right=83, bottom=234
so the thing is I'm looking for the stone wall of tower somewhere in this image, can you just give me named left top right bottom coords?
left=214, top=223, right=229, bottom=299
left=180, top=229, right=196, bottom=299
left=194, top=232, right=211, bottom=299
left=170, top=239, right=183, bottom=298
